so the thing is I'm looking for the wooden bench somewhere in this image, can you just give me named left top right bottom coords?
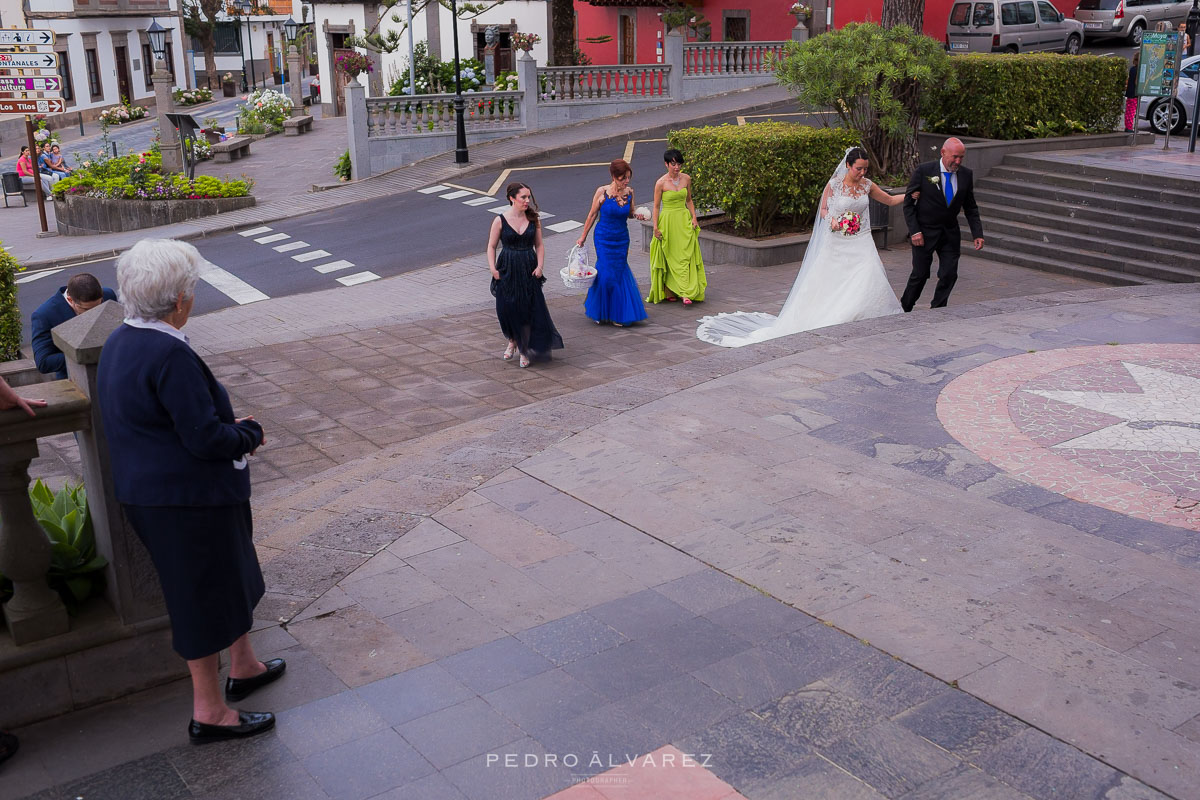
left=212, top=136, right=252, bottom=163
left=283, top=115, right=313, bottom=136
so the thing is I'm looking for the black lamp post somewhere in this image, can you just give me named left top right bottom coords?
left=1188, top=0, right=1200, bottom=58
left=450, top=0, right=469, bottom=164
left=146, top=18, right=167, bottom=64
left=239, top=0, right=257, bottom=90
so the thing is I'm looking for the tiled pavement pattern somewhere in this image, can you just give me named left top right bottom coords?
left=28, top=232, right=1101, bottom=498
left=10, top=279, right=1198, bottom=800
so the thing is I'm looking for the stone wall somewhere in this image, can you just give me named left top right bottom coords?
left=55, top=194, right=257, bottom=236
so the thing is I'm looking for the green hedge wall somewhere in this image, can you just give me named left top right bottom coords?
left=925, top=53, right=1125, bottom=140
left=669, top=123, right=860, bottom=236
left=0, top=243, right=23, bottom=362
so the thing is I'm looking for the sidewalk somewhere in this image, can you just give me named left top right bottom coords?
left=1, top=85, right=794, bottom=268
left=13, top=227, right=1199, bottom=799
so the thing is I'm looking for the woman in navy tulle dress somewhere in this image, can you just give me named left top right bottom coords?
left=576, top=159, right=648, bottom=326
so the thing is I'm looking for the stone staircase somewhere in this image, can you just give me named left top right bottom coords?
left=968, top=153, right=1200, bottom=286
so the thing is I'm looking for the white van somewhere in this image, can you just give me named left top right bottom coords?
left=947, top=0, right=1085, bottom=54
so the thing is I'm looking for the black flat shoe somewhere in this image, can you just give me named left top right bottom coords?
left=188, top=711, right=275, bottom=745
left=225, top=657, right=286, bottom=701
left=0, top=731, right=18, bottom=766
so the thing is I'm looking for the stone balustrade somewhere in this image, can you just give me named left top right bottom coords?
left=536, top=65, right=671, bottom=104
left=683, top=41, right=788, bottom=76
left=366, top=90, right=524, bottom=138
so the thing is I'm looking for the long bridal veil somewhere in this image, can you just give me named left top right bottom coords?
left=695, top=149, right=857, bottom=348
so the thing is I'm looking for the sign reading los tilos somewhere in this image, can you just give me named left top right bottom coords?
left=0, top=52, right=59, bottom=70
left=0, top=29, right=55, bottom=46
left=0, top=76, right=62, bottom=92
left=0, top=98, right=66, bottom=113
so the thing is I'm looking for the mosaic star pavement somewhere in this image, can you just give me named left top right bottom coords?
left=937, top=344, right=1200, bottom=531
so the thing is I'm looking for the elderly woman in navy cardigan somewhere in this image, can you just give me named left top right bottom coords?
left=98, top=239, right=283, bottom=744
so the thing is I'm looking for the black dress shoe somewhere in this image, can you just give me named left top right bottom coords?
left=225, top=657, right=287, bottom=702
left=188, top=711, right=275, bottom=745
left=0, top=731, right=19, bottom=766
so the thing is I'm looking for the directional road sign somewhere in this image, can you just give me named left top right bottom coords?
left=0, top=29, right=55, bottom=46
left=0, top=98, right=66, bottom=114
left=0, top=52, right=59, bottom=70
left=0, top=76, right=62, bottom=92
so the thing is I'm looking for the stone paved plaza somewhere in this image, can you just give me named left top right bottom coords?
left=7, top=212, right=1199, bottom=799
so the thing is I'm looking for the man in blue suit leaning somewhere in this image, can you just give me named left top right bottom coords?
left=31, top=273, right=118, bottom=379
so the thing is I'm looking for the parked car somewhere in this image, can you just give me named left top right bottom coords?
left=947, top=0, right=1085, bottom=54
left=1139, top=53, right=1200, bottom=133
left=1073, top=0, right=1192, bottom=46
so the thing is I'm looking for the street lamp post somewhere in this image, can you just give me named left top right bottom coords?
left=238, top=0, right=258, bottom=90
left=450, top=0, right=468, bottom=164
left=283, top=16, right=303, bottom=116
left=1189, top=0, right=1200, bottom=151
left=147, top=19, right=183, bottom=173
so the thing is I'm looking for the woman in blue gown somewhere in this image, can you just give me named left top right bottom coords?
left=575, top=159, right=648, bottom=326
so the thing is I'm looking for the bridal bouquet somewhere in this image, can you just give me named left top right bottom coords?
left=831, top=211, right=861, bottom=237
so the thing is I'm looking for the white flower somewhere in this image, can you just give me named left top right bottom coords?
left=928, top=175, right=941, bottom=186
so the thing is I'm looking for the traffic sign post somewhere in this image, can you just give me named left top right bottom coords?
left=0, top=29, right=55, bottom=46
left=0, top=76, right=62, bottom=93
left=0, top=99, right=66, bottom=114
left=0, top=52, right=59, bottom=70
left=23, top=116, right=49, bottom=234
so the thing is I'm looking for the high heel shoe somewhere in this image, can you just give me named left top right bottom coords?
left=519, top=355, right=531, bottom=368
left=682, top=298, right=693, bottom=305
left=503, top=342, right=517, bottom=360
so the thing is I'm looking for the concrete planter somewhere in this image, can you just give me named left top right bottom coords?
left=55, top=194, right=256, bottom=236
left=638, top=218, right=813, bottom=268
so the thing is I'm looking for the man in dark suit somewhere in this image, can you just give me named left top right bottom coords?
left=901, top=137, right=984, bottom=312
left=30, top=273, right=117, bottom=379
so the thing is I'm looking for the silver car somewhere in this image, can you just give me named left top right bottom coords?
left=1139, top=53, right=1200, bottom=133
left=1073, top=0, right=1192, bottom=45
left=947, top=0, right=1085, bottom=54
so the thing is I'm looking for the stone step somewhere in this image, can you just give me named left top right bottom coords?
left=985, top=165, right=1198, bottom=206
left=976, top=178, right=1200, bottom=225
left=965, top=238, right=1161, bottom=286
left=1003, top=153, right=1200, bottom=193
left=976, top=190, right=1200, bottom=236
left=981, top=215, right=1200, bottom=271
left=971, top=228, right=1200, bottom=283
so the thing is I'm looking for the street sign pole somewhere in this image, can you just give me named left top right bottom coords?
left=24, top=115, right=49, bottom=234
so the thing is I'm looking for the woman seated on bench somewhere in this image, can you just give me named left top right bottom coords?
left=17, top=146, right=56, bottom=196
left=44, top=144, right=72, bottom=178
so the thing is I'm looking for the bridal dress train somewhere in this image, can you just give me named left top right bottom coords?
left=696, top=175, right=902, bottom=348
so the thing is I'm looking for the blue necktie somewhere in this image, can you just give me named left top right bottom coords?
left=944, top=171, right=954, bottom=204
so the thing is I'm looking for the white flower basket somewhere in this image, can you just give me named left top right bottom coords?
left=560, top=244, right=596, bottom=289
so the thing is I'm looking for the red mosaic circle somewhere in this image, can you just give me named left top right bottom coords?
left=937, top=344, right=1200, bottom=531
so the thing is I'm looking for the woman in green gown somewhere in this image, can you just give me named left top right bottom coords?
left=647, top=149, right=707, bottom=305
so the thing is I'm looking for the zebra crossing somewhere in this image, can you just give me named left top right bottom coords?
left=236, top=226, right=380, bottom=292
left=418, top=184, right=584, bottom=233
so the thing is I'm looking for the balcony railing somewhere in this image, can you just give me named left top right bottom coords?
left=683, top=41, right=787, bottom=76
left=365, top=91, right=524, bottom=138
left=537, top=65, right=670, bottom=104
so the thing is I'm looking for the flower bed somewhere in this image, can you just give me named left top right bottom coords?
left=173, top=87, right=213, bottom=106
left=98, top=102, right=147, bottom=126
left=237, top=88, right=292, bottom=134
left=52, top=151, right=251, bottom=201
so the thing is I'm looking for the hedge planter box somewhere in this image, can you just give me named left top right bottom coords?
left=56, top=194, right=256, bottom=236
left=639, top=218, right=813, bottom=268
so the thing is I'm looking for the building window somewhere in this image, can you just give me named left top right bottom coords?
left=142, top=44, right=154, bottom=88
left=193, top=23, right=242, bottom=55
left=165, top=42, right=176, bottom=80
left=57, top=49, right=75, bottom=103
left=85, top=48, right=101, bottom=97
left=723, top=11, right=750, bottom=41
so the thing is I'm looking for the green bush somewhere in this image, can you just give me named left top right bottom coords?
left=53, top=151, right=252, bottom=200
left=334, top=149, right=351, bottom=181
left=0, top=242, right=23, bottom=362
left=925, top=53, right=1125, bottom=139
left=670, top=123, right=860, bottom=237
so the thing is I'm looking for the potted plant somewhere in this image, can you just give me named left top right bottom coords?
left=512, top=32, right=541, bottom=53
left=334, top=51, right=373, bottom=78
left=221, top=72, right=236, bottom=97
left=309, top=52, right=319, bottom=77
left=201, top=116, right=225, bottom=144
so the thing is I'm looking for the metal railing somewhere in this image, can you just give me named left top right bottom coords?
left=365, top=91, right=524, bottom=138
left=683, top=41, right=787, bottom=76
left=537, top=64, right=670, bottom=104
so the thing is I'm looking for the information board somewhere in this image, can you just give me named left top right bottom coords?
left=1138, top=32, right=1182, bottom=97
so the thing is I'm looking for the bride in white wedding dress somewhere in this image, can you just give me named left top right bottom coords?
left=696, top=147, right=911, bottom=348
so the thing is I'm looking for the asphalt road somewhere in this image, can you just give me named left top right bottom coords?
left=14, top=102, right=815, bottom=333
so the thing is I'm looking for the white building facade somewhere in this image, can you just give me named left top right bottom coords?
left=22, top=0, right=187, bottom=120
left=309, top=0, right=550, bottom=116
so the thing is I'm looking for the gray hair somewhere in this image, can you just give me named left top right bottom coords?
left=115, top=239, right=202, bottom=320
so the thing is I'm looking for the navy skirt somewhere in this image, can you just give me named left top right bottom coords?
left=123, top=502, right=264, bottom=660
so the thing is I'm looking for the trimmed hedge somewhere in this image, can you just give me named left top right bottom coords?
left=0, top=242, right=23, bottom=362
left=925, top=53, right=1125, bottom=140
left=669, top=123, right=860, bottom=236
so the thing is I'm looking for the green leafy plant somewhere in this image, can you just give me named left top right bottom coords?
left=925, top=53, right=1124, bottom=140
left=0, top=242, right=25, bottom=361
left=334, top=149, right=351, bottom=181
left=53, top=150, right=252, bottom=200
left=0, top=481, right=107, bottom=611
left=772, top=22, right=952, bottom=179
left=388, top=42, right=485, bottom=96
left=670, top=123, right=860, bottom=237
left=237, top=87, right=293, bottom=133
